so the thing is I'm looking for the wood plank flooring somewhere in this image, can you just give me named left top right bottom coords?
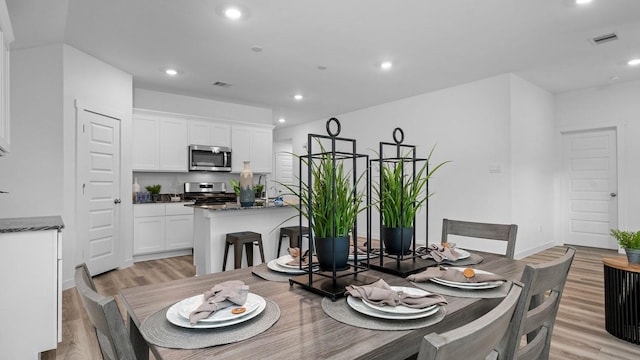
left=42, top=246, right=640, bottom=359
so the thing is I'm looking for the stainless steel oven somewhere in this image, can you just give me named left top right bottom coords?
left=188, top=145, right=232, bottom=172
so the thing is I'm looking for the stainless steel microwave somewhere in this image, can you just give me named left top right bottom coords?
left=189, top=145, right=232, bottom=172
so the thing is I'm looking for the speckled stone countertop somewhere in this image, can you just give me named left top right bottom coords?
left=187, top=203, right=295, bottom=211
left=0, top=216, right=65, bottom=233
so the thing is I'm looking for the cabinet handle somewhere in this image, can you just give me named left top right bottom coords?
left=114, top=198, right=121, bottom=204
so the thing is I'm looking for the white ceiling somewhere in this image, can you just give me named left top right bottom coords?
left=6, top=0, right=640, bottom=127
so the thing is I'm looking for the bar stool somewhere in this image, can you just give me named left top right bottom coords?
left=222, top=231, right=266, bottom=271
left=277, top=226, right=309, bottom=256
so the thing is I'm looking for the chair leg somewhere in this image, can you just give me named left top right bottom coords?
left=222, top=241, right=230, bottom=271
left=234, top=241, right=244, bottom=269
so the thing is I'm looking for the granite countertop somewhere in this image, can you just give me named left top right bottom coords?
left=0, top=216, right=65, bottom=233
left=187, top=203, right=295, bottom=211
left=134, top=200, right=195, bottom=205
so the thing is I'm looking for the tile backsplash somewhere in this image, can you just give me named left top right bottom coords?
left=133, top=172, right=272, bottom=195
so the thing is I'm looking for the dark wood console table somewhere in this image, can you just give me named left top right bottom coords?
left=603, top=257, right=640, bottom=344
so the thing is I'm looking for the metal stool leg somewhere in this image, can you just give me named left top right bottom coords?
left=233, top=239, right=244, bottom=269
left=256, top=239, right=266, bottom=263
left=223, top=240, right=231, bottom=271
left=244, top=242, right=254, bottom=266
left=277, top=229, right=285, bottom=256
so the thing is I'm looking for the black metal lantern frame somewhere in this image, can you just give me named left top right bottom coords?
left=289, top=118, right=377, bottom=300
left=366, top=127, right=432, bottom=277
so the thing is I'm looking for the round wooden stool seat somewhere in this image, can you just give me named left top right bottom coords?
left=223, top=231, right=265, bottom=271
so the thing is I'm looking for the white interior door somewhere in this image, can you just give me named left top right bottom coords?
left=562, top=128, right=618, bottom=249
left=77, top=106, right=121, bottom=275
left=273, top=140, right=293, bottom=196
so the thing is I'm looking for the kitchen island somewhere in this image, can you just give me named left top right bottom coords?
left=191, top=203, right=304, bottom=276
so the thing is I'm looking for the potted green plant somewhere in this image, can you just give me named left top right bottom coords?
left=373, top=147, right=449, bottom=255
left=610, top=229, right=640, bottom=264
left=280, top=142, right=366, bottom=271
left=145, top=184, right=162, bottom=202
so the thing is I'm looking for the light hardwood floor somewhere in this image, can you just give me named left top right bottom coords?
left=42, top=246, right=640, bottom=359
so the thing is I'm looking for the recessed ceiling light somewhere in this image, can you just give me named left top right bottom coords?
left=224, top=7, right=242, bottom=20
left=610, top=75, right=620, bottom=81
left=251, top=46, right=263, bottom=52
left=628, top=58, right=640, bottom=66
left=165, top=69, right=178, bottom=76
left=317, top=65, right=327, bottom=70
left=294, top=94, right=303, bottom=101
left=576, top=0, right=592, bottom=5
left=278, top=118, right=286, bottom=123
left=380, top=61, right=393, bottom=70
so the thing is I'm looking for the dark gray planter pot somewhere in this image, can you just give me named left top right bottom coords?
left=382, top=226, right=413, bottom=255
left=625, top=248, right=640, bottom=264
left=314, top=236, right=350, bottom=271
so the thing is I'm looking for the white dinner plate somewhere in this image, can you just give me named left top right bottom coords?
left=176, top=292, right=263, bottom=323
left=450, top=248, right=470, bottom=260
left=275, top=254, right=314, bottom=269
left=360, top=286, right=437, bottom=315
left=166, top=294, right=266, bottom=329
left=429, top=267, right=504, bottom=289
left=346, top=296, right=440, bottom=320
left=267, top=259, right=311, bottom=274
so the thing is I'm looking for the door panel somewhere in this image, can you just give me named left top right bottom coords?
left=78, top=108, right=121, bottom=275
left=562, top=128, right=618, bottom=249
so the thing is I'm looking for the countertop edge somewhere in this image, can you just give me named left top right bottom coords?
left=0, top=215, right=65, bottom=233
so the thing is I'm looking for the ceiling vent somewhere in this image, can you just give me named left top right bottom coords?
left=591, top=32, right=619, bottom=45
left=211, top=81, right=232, bottom=88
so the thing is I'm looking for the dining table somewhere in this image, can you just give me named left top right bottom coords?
left=120, top=251, right=526, bottom=360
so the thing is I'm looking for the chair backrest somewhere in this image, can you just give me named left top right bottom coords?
left=74, top=264, right=137, bottom=360
left=418, top=282, right=523, bottom=360
left=505, top=247, right=576, bottom=360
left=441, top=218, right=518, bottom=259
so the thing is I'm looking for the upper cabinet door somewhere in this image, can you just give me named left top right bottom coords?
left=132, top=115, right=160, bottom=170
left=159, top=118, right=188, bottom=172
left=230, top=125, right=273, bottom=173
left=188, top=120, right=231, bottom=148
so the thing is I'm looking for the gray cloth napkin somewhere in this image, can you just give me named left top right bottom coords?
left=416, top=244, right=460, bottom=262
left=287, top=248, right=318, bottom=266
left=345, top=279, right=447, bottom=309
left=407, top=266, right=505, bottom=283
left=188, top=280, right=249, bottom=325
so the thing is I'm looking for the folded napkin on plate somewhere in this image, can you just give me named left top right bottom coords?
left=416, top=244, right=460, bottom=262
left=407, top=266, right=505, bottom=283
left=188, top=280, right=249, bottom=325
left=345, top=279, right=447, bottom=309
left=287, top=248, right=318, bottom=266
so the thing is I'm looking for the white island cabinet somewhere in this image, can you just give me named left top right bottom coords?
left=0, top=216, right=63, bottom=359
left=193, top=205, right=301, bottom=275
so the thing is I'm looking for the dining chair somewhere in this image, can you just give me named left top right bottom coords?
left=418, top=282, right=524, bottom=360
left=504, top=247, right=576, bottom=360
left=441, top=218, right=518, bottom=259
left=74, top=263, right=137, bottom=360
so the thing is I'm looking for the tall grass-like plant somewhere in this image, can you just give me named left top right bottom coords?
left=374, top=146, right=449, bottom=229
left=279, top=141, right=367, bottom=238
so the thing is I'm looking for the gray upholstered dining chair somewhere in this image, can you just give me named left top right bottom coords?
left=75, top=263, right=137, bottom=360
left=441, top=218, right=518, bottom=259
left=504, top=247, right=576, bottom=360
left=418, top=282, right=524, bottom=360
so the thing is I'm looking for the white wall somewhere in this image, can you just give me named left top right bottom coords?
left=62, top=45, right=133, bottom=289
left=134, top=88, right=273, bottom=125
left=275, top=74, right=556, bottom=257
left=555, top=79, right=640, bottom=233
left=0, top=44, right=63, bottom=217
left=509, top=74, right=556, bottom=257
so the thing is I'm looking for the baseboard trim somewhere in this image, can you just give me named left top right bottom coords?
left=133, top=248, right=193, bottom=263
left=515, top=241, right=555, bottom=260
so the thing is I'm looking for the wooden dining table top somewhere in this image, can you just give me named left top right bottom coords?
left=120, top=252, right=526, bottom=360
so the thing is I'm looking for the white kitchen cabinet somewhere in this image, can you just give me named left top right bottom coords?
left=0, top=1, right=13, bottom=156
left=133, top=203, right=194, bottom=257
left=188, top=119, right=231, bottom=148
left=0, top=227, right=62, bottom=359
left=132, top=110, right=188, bottom=172
left=231, top=124, right=273, bottom=173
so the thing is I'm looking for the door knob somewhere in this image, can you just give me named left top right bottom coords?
left=114, top=198, right=121, bottom=204
left=610, top=193, right=617, bottom=198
